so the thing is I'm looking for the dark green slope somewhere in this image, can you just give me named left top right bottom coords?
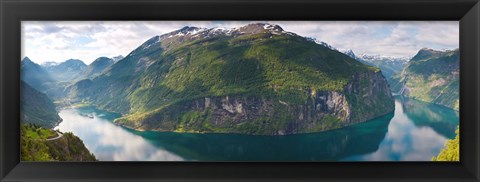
left=21, top=57, right=68, bottom=99
left=68, top=23, right=395, bottom=135
left=21, top=81, right=62, bottom=128
left=77, top=57, right=115, bottom=80
left=21, top=57, right=55, bottom=92
left=391, top=48, right=459, bottom=110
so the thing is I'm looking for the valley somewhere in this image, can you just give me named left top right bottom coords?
left=20, top=22, right=459, bottom=161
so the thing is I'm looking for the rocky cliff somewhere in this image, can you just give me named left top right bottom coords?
left=21, top=124, right=97, bottom=161
left=390, top=48, right=459, bottom=110
left=46, top=132, right=97, bottom=161
left=115, top=70, right=394, bottom=135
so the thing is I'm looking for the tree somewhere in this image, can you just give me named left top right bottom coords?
left=432, top=127, right=459, bottom=161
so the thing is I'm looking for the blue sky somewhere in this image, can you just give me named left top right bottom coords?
left=22, top=21, right=459, bottom=64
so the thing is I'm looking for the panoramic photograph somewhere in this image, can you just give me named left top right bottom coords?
left=20, top=21, right=459, bottom=161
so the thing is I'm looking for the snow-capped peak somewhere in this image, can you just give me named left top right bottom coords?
left=41, top=61, right=59, bottom=68
left=207, top=27, right=236, bottom=35
left=306, top=37, right=338, bottom=51
left=165, top=26, right=209, bottom=38
left=158, top=23, right=294, bottom=41
left=112, top=55, right=124, bottom=62
left=235, top=23, right=287, bottom=35
left=318, top=42, right=336, bottom=50
left=359, top=53, right=411, bottom=62
left=304, top=37, right=344, bottom=53
left=340, top=49, right=357, bottom=59
left=262, top=23, right=284, bottom=32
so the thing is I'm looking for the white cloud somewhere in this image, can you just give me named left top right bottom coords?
left=279, top=21, right=458, bottom=58
left=22, top=21, right=459, bottom=64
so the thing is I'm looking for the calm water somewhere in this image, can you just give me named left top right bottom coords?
left=55, top=96, right=459, bottom=161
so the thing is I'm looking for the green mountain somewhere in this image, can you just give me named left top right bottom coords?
left=67, top=23, right=395, bottom=135
left=21, top=81, right=62, bottom=128
left=77, top=57, right=115, bottom=80
left=391, top=48, right=459, bottom=110
left=21, top=124, right=97, bottom=161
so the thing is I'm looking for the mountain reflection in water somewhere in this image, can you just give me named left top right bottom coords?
left=56, top=96, right=458, bottom=161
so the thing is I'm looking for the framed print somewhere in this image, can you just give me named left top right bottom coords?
left=18, top=20, right=460, bottom=162
left=1, top=0, right=479, bottom=181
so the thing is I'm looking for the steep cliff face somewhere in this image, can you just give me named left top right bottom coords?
left=115, top=70, right=394, bottom=135
left=390, top=48, right=459, bottom=110
left=345, top=70, right=395, bottom=123
left=45, top=133, right=97, bottom=161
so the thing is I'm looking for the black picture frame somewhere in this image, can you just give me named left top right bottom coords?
left=1, top=0, right=479, bottom=181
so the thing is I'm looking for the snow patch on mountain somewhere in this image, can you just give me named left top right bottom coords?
left=154, top=23, right=298, bottom=43
left=339, top=49, right=357, bottom=59
left=112, top=55, right=124, bottom=62
left=305, top=37, right=339, bottom=51
left=41, top=61, right=59, bottom=68
left=359, top=54, right=411, bottom=62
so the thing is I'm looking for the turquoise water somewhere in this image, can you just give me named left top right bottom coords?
left=55, top=96, right=459, bottom=161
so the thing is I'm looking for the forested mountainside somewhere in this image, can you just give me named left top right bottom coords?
left=76, top=57, right=115, bottom=80
left=390, top=48, right=459, bottom=110
left=21, top=124, right=97, bottom=161
left=21, top=57, right=55, bottom=92
left=20, top=81, right=96, bottom=161
left=21, top=81, right=61, bottom=128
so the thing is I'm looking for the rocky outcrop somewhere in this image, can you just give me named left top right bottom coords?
left=115, top=71, right=395, bottom=135
left=344, top=70, right=396, bottom=123
left=46, top=132, right=97, bottom=161
left=21, top=124, right=97, bottom=162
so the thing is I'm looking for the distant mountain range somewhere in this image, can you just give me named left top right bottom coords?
left=300, top=40, right=410, bottom=85
left=21, top=55, right=122, bottom=100
left=43, top=59, right=87, bottom=82
left=41, top=56, right=120, bottom=81
left=340, top=49, right=410, bottom=84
